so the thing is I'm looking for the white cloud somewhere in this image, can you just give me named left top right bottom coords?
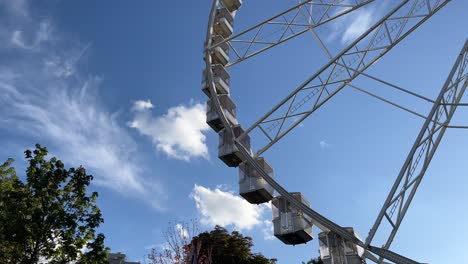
left=129, top=102, right=210, bottom=161
left=10, top=30, right=26, bottom=48
left=10, top=21, right=52, bottom=50
left=0, top=6, right=166, bottom=209
left=341, top=9, right=373, bottom=43
left=319, top=140, right=330, bottom=149
left=325, top=5, right=378, bottom=45
left=261, top=220, right=275, bottom=241
left=44, top=45, right=90, bottom=78
left=133, top=99, right=154, bottom=111
left=175, top=223, right=189, bottom=240
left=191, top=184, right=268, bottom=231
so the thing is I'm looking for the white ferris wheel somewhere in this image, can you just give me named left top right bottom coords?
left=202, top=0, right=468, bottom=263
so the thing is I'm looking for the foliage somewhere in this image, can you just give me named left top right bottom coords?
left=0, top=158, right=23, bottom=261
left=0, top=144, right=109, bottom=263
left=192, top=226, right=276, bottom=264
left=148, top=223, right=277, bottom=264
left=302, top=257, right=323, bottom=264
left=76, top=234, right=110, bottom=264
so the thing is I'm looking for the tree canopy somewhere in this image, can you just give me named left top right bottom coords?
left=191, top=226, right=277, bottom=264
left=148, top=222, right=277, bottom=264
left=302, top=257, right=324, bottom=264
left=0, top=144, right=109, bottom=263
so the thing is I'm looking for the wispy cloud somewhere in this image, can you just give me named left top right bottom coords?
left=129, top=101, right=210, bottom=161
left=261, top=220, right=275, bottom=241
left=0, top=1, right=166, bottom=209
left=0, top=0, right=29, bottom=18
left=341, top=9, right=374, bottom=43
left=175, top=223, right=189, bottom=240
left=326, top=3, right=379, bottom=45
left=10, top=30, right=26, bottom=47
left=10, top=21, right=52, bottom=50
left=319, top=140, right=330, bottom=149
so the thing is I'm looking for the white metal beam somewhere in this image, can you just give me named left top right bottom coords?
left=365, top=39, right=468, bottom=262
left=238, top=0, right=450, bottom=157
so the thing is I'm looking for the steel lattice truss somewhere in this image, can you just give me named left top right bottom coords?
left=208, top=0, right=375, bottom=67
left=365, top=39, right=468, bottom=260
left=237, top=0, right=450, bottom=157
left=204, top=0, right=462, bottom=263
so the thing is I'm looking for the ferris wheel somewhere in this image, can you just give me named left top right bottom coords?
left=202, top=0, right=467, bottom=263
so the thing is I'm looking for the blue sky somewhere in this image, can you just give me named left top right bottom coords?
left=0, top=0, right=467, bottom=263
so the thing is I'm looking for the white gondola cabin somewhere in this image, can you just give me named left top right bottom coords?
left=319, top=228, right=365, bottom=264
left=213, top=8, right=234, bottom=38
left=202, top=64, right=230, bottom=97
left=272, top=193, right=313, bottom=245
left=218, top=125, right=251, bottom=167
left=239, top=157, right=274, bottom=204
left=220, top=0, right=242, bottom=12
left=209, top=35, right=229, bottom=66
left=206, top=94, right=238, bottom=132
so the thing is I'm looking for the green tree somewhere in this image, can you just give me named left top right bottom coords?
left=0, top=144, right=109, bottom=263
left=0, top=158, right=24, bottom=262
left=191, top=226, right=276, bottom=264
left=148, top=223, right=276, bottom=264
left=76, top=234, right=109, bottom=264
left=192, top=226, right=276, bottom=264
left=302, top=257, right=323, bottom=264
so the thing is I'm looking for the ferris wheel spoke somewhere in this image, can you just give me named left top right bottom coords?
left=204, top=0, right=459, bottom=263
left=367, top=246, right=422, bottom=264
left=234, top=138, right=423, bottom=264
left=238, top=0, right=450, bottom=157
left=365, top=40, right=468, bottom=256
left=207, top=0, right=375, bottom=67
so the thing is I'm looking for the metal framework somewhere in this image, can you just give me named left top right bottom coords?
left=365, top=39, right=468, bottom=260
left=237, top=0, right=450, bottom=157
left=203, top=1, right=463, bottom=263
left=208, top=0, right=375, bottom=67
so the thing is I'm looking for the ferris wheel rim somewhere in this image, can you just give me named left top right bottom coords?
left=203, top=0, right=369, bottom=254
left=202, top=1, right=457, bottom=263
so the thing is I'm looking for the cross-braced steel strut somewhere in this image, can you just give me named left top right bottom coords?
left=228, top=1, right=451, bottom=264
left=365, top=39, right=468, bottom=263
left=205, top=0, right=454, bottom=263
left=237, top=0, right=450, bottom=157
left=234, top=140, right=422, bottom=264
left=207, top=0, right=375, bottom=67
